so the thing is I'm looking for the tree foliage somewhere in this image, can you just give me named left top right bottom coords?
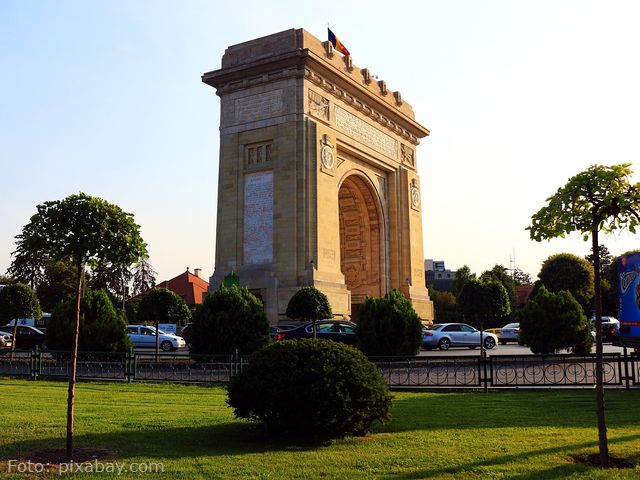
left=512, top=268, right=533, bottom=286
left=428, top=286, right=461, bottom=324
left=458, top=279, right=510, bottom=328
left=518, top=287, right=592, bottom=354
left=538, top=253, right=594, bottom=313
left=452, top=265, right=476, bottom=296
left=46, top=290, right=130, bottom=352
left=585, top=245, right=613, bottom=278
left=227, top=339, right=392, bottom=442
left=480, top=264, right=516, bottom=304
left=0, top=282, right=42, bottom=324
left=356, top=289, right=423, bottom=356
left=137, top=288, right=191, bottom=326
left=285, top=286, right=332, bottom=337
left=190, top=286, right=269, bottom=355
left=35, top=259, right=78, bottom=312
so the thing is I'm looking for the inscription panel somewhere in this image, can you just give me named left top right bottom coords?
left=235, top=90, right=283, bottom=124
left=244, top=171, right=273, bottom=264
left=334, top=106, right=397, bottom=159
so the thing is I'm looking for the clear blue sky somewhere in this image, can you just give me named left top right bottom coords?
left=1, top=0, right=638, bottom=283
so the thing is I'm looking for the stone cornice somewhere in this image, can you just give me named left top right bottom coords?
left=203, top=52, right=428, bottom=146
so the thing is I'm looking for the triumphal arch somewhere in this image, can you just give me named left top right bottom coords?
left=203, top=28, right=433, bottom=322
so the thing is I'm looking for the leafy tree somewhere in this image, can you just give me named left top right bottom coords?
left=480, top=264, right=516, bottom=304
left=0, top=275, right=18, bottom=285
left=46, top=290, right=130, bottom=352
left=138, top=288, right=191, bottom=356
left=538, top=253, right=594, bottom=313
left=36, top=259, right=78, bottom=312
left=0, top=282, right=42, bottom=351
left=458, top=279, right=510, bottom=338
left=357, top=289, right=423, bottom=356
left=125, top=296, right=142, bottom=324
left=7, top=247, right=44, bottom=289
left=452, top=265, right=475, bottom=296
left=528, top=163, right=640, bottom=467
left=89, top=262, right=131, bottom=310
left=10, top=192, right=146, bottom=461
left=518, top=286, right=592, bottom=354
left=131, top=256, right=156, bottom=295
left=427, top=286, right=461, bottom=323
left=512, top=268, right=533, bottom=286
left=190, top=286, right=269, bottom=355
left=227, top=339, right=392, bottom=442
left=285, top=286, right=332, bottom=338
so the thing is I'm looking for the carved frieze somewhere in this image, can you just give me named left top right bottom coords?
left=334, top=106, right=397, bottom=159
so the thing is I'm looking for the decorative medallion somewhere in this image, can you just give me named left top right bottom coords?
left=410, top=179, right=420, bottom=211
left=321, top=145, right=334, bottom=170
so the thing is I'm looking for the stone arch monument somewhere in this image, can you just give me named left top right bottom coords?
left=202, top=28, right=433, bottom=322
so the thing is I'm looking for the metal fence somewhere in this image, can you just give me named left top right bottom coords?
left=1, top=348, right=638, bottom=389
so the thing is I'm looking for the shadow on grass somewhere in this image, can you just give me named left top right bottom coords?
left=379, top=434, right=640, bottom=480
left=0, top=422, right=321, bottom=463
left=377, top=390, right=640, bottom=433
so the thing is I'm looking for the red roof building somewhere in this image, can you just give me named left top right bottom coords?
left=155, top=268, right=209, bottom=307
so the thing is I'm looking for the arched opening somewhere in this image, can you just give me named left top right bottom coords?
left=338, top=175, right=384, bottom=320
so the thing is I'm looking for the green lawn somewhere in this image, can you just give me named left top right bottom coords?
left=0, top=379, right=639, bottom=479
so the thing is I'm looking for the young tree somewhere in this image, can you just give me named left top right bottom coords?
left=137, top=288, right=191, bottom=357
left=11, top=193, right=146, bottom=461
left=538, top=253, right=594, bottom=313
left=285, top=286, right=332, bottom=338
left=528, top=163, right=640, bottom=467
left=0, top=282, right=42, bottom=352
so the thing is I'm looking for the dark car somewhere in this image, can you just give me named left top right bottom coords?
left=0, top=325, right=46, bottom=350
left=276, top=320, right=357, bottom=345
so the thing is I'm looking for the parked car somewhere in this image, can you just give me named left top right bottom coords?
left=591, top=316, right=620, bottom=343
left=422, top=323, right=497, bottom=350
left=275, top=321, right=357, bottom=345
left=126, top=325, right=186, bottom=352
left=0, top=325, right=46, bottom=350
left=499, top=323, right=520, bottom=345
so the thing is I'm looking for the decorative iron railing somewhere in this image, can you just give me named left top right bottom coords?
left=1, top=348, right=638, bottom=389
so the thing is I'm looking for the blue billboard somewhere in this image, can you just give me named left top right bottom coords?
left=618, top=252, right=640, bottom=345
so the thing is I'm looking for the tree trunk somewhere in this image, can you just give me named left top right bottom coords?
left=66, top=261, right=83, bottom=461
left=592, top=229, right=609, bottom=467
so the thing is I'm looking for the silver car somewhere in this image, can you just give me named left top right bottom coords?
left=499, top=323, right=520, bottom=345
left=423, top=323, right=498, bottom=350
left=126, top=325, right=186, bottom=352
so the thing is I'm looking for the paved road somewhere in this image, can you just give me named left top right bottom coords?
left=418, top=343, right=629, bottom=357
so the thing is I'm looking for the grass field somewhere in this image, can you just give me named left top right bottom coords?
left=0, top=379, right=639, bottom=479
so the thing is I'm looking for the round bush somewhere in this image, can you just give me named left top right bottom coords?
left=191, top=286, right=269, bottom=355
left=47, top=289, right=130, bottom=352
left=518, top=286, right=593, bottom=354
left=357, top=289, right=422, bottom=356
left=227, top=339, right=393, bottom=442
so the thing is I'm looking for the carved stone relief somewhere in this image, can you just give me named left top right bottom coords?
left=308, top=90, right=329, bottom=122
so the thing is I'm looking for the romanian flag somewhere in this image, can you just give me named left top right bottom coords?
left=328, top=28, right=350, bottom=56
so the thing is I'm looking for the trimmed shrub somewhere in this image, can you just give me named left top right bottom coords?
left=286, top=286, right=332, bottom=337
left=227, top=339, right=392, bottom=441
left=47, top=289, right=130, bottom=352
left=191, top=286, right=269, bottom=355
left=356, top=289, right=422, bottom=356
left=518, top=286, right=593, bottom=354
left=538, top=253, right=594, bottom=313
left=138, top=288, right=191, bottom=326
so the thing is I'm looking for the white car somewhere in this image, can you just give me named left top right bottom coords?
left=423, top=323, right=498, bottom=350
left=499, top=323, right=520, bottom=344
left=126, top=325, right=186, bottom=352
